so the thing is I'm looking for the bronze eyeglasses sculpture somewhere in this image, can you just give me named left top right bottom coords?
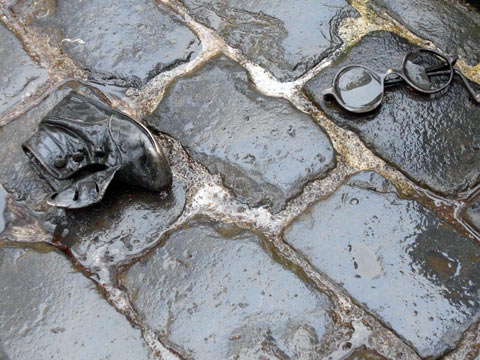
left=23, top=92, right=172, bottom=209
left=322, top=48, right=480, bottom=113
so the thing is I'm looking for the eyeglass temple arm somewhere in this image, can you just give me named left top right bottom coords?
left=453, top=69, right=480, bottom=104
left=384, top=64, right=480, bottom=103
left=384, top=62, right=451, bottom=86
left=385, top=69, right=480, bottom=103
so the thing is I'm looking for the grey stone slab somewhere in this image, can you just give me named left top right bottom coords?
left=373, top=0, right=480, bottom=65
left=284, top=171, right=480, bottom=358
left=148, top=56, right=335, bottom=212
left=181, top=0, right=358, bottom=81
left=304, top=31, right=480, bottom=196
left=0, top=247, right=154, bottom=360
left=60, top=177, right=186, bottom=268
left=0, top=23, right=48, bottom=115
left=121, top=219, right=332, bottom=359
left=0, top=84, right=186, bottom=268
left=464, top=197, right=480, bottom=231
left=12, top=0, right=200, bottom=87
left=0, top=186, right=6, bottom=234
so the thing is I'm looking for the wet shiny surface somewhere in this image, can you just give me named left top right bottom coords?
left=0, top=247, right=154, bottom=360
left=10, top=0, right=200, bottom=87
left=0, top=186, right=6, bottom=234
left=148, top=56, right=335, bottom=213
left=464, top=196, right=480, bottom=232
left=403, top=51, right=451, bottom=91
left=22, top=91, right=172, bottom=209
left=284, top=171, right=480, bottom=358
left=121, top=218, right=333, bottom=359
left=1, top=0, right=480, bottom=357
left=181, top=0, right=358, bottom=81
left=60, top=178, right=186, bottom=272
left=0, top=83, right=185, bottom=268
left=305, top=31, right=480, bottom=195
left=335, top=67, right=383, bottom=110
left=0, top=85, right=73, bottom=216
left=373, top=0, right=480, bottom=65
left=0, top=23, right=48, bottom=115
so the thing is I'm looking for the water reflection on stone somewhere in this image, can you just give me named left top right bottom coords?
left=10, top=0, right=201, bottom=87
left=121, top=218, right=333, bottom=359
left=148, top=56, right=335, bottom=213
left=284, top=171, right=480, bottom=358
left=464, top=197, right=480, bottom=233
left=305, top=31, right=480, bottom=196
left=0, top=247, right=154, bottom=360
left=0, top=23, right=48, bottom=116
left=60, top=178, right=186, bottom=273
left=180, top=0, right=358, bottom=81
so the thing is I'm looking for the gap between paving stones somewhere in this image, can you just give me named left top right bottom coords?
left=123, top=1, right=480, bottom=356
left=150, top=0, right=480, bottom=245
left=1, top=0, right=480, bottom=358
left=0, top=4, right=88, bottom=127
left=116, top=0, right=480, bottom=356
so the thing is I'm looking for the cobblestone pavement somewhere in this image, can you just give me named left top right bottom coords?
left=1, top=0, right=480, bottom=359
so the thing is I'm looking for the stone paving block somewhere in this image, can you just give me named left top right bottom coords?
left=181, top=0, right=358, bottom=81
left=12, top=0, right=201, bottom=87
left=305, top=31, right=480, bottom=196
left=0, top=23, right=48, bottom=115
left=464, top=196, right=480, bottom=232
left=0, top=84, right=186, bottom=266
left=121, top=219, right=333, bottom=359
left=0, top=186, right=6, bottom=233
left=284, top=171, right=480, bottom=358
left=148, top=56, right=335, bottom=213
left=60, top=178, right=186, bottom=268
left=373, top=0, right=480, bottom=65
left=0, top=247, right=154, bottom=360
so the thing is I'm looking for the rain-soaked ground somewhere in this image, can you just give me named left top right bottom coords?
left=0, top=0, right=480, bottom=359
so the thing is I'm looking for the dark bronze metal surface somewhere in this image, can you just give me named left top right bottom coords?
left=22, top=91, right=172, bottom=209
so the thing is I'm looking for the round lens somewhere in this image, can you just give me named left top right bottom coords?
left=334, top=66, right=383, bottom=110
left=403, top=50, right=452, bottom=92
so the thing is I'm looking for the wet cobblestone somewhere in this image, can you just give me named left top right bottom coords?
left=11, top=0, right=201, bottom=87
left=305, top=31, right=480, bottom=196
left=181, top=0, right=358, bottom=81
left=61, top=178, right=187, bottom=276
left=284, top=171, right=480, bottom=357
left=121, top=218, right=333, bottom=359
left=373, top=0, right=480, bottom=65
left=465, top=195, right=480, bottom=232
left=1, top=0, right=480, bottom=359
left=0, top=246, right=154, bottom=360
left=149, top=56, right=335, bottom=213
left=0, top=22, right=48, bottom=115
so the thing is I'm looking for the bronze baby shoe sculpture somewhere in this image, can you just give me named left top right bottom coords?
left=23, top=91, right=172, bottom=209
